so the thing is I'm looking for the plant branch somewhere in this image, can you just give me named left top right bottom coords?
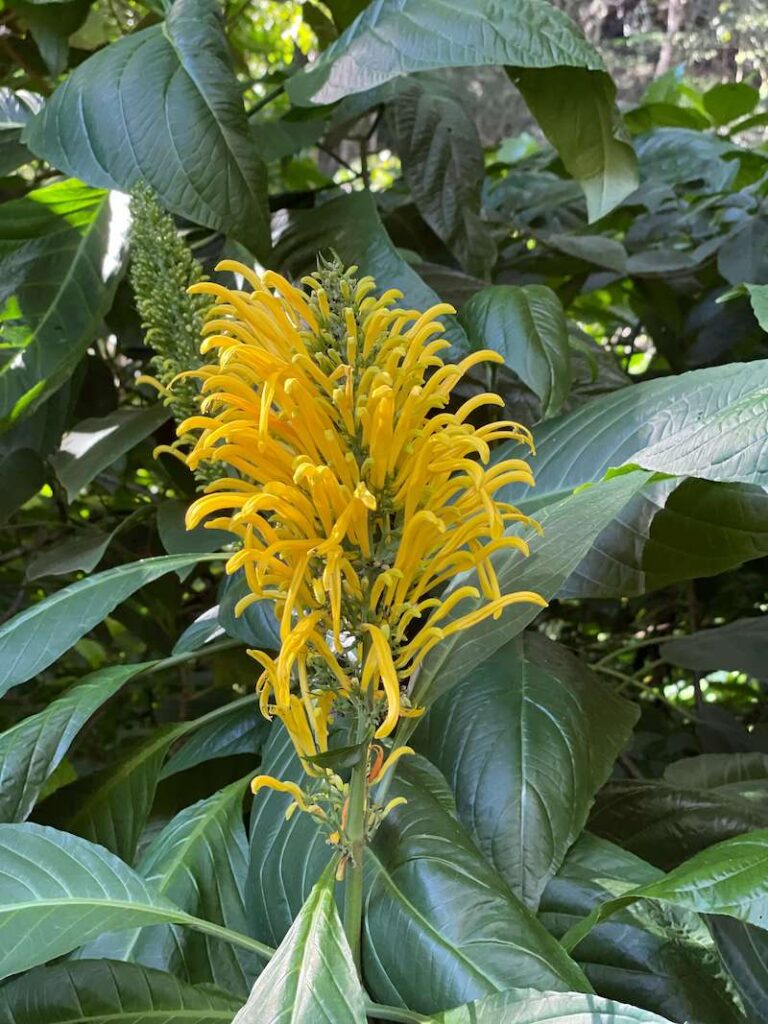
left=247, top=84, right=285, bottom=117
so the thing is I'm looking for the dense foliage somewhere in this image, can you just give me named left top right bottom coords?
left=0, top=1, right=767, bottom=1022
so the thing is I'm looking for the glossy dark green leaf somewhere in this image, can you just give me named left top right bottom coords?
left=0, top=663, right=149, bottom=824
left=636, top=128, right=737, bottom=191
left=52, top=405, right=170, bottom=501
left=172, top=605, right=226, bottom=655
left=363, top=761, right=590, bottom=1014
left=246, top=727, right=332, bottom=946
left=0, top=960, right=241, bottom=1024
left=717, top=217, right=768, bottom=287
left=81, top=777, right=258, bottom=996
left=710, top=917, right=768, bottom=1024
left=13, top=0, right=91, bottom=77
left=161, top=698, right=264, bottom=778
left=0, top=181, right=129, bottom=429
left=664, top=753, right=768, bottom=796
left=562, top=829, right=768, bottom=953
left=416, top=634, right=637, bottom=908
left=57, top=725, right=183, bottom=863
left=589, top=780, right=768, bottom=869
left=386, top=73, right=495, bottom=277
left=232, top=872, right=365, bottom=1023
left=23, top=0, right=270, bottom=256
left=460, top=285, right=570, bottom=417
left=287, top=0, right=637, bottom=218
left=273, top=189, right=468, bottom=356
left=410, top=471, right=649, bottom=714
left=0, top=553, right=223, bottom=697
left=0, top=822, right=269, bottom=981
left=432, top=988, right=676, bottom=1023
left=562, top=479, right=768, bottom=599
left=540, top=834, right=744, bottom=1024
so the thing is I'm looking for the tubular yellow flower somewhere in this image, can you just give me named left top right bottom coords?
left=181, top=257, right=545, bottom=834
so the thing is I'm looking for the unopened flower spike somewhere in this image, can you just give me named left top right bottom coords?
left=182, top=254, right=545, bottom=851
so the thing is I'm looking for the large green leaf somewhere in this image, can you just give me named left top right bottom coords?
left=363, top=761, right=589, bottom=1014
left=287, top=0, right=637, bottom=218
left=459, top=285, right=571, bottom=418
left=0, top=447, right=45, bottom=521
left=540, top=834, right=744, bottom=1024
left=710, top=917, right=768, bottom=1024
left=23, top=0, right=269, bottom=255
left=54, top=725, right=183, bottom=863
left=589, top=780, right=768, bottom=869
left=0, top=180, right=129, bottom=429
left=27, top=528, right=115, bottom=581
left=232, top=872, right=365, bottom=1023
left=52, top=405, right=170, bottom=502
left=0, top=960, right=241, bottom=1024
left=562, top=478, right=768, bottom=599
left=0, top=822, right=270, bottom=981
left=247, top=729, right=587, bottom=1012
left=662, top=618, right=768, bottom=681
left=416, top=634, right=637, bottom=908
left=273, top=189, right=468, bottom=356
left=0, top=663, right=149, bottom=823
left=562, top=829, right=768, bottom=953
left=498, top=361, right=768, bottom=510
left=410, top=471, right=649, bottom=713
left=0, top=553, right=223, bottom=697
left=81, top=777, right=258, bottom=995
left=431, top=988, right=676, bottom=1023
left=386, top=73, right=495, bottom=277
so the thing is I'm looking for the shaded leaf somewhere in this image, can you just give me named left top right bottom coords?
left=0, top=181, right=129, bottom=429
left=161, top=698, right=265, bottom=778
left=416, top=634, right=637, bottom=908
left=288, top=0, right=636, bottom=218
left=589, top=780, right=768, bottom=869
left=386, top=73, right=495, bottom=277
left=540, top=834, right=745, bottom=1024
left=0, top=553, right=223, bottom=697
left=710, top=917, right=768, bottom=1024
left=26, top=529, right=113, bottom=581
left=23, top=0, right=270, bottom=255
left=703, top=82, right=759, bottom=126
left=52, top=404, right=169, bottom=502
left=218, top=571, right=280, bottom=650
left=0, top=87, right=43, bottom=176
left=460, top=284, right=570, bottom=417
left=0, top=663, right=148, bottom=824
left=172, top=605, right=226, bottom=655
left=0, top=447, right=44, bottom=522
left=662, top=617, right=768, bottom=681
left=562, top=829, right=768, bottom=953
left=664, top=753, right=768, bottom=795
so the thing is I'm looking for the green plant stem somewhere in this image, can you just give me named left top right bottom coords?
left=364, top=1001, right=432, bottom=1023
left=247, top=84, right=284, bottom=116
left=343, top=714, right=370, bottom=974
left=593, top=634, right=672, bottom=668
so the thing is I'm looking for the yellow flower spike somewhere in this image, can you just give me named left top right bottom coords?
left=180, top=257, right=544, bottom=829
left=251, top=776, right=325, bottom=817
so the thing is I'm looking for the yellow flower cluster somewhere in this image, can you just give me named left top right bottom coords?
left=181, top=259, right=544, bottom=802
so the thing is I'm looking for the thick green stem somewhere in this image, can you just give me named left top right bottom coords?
left=343, top=715, right=370, bottom=973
